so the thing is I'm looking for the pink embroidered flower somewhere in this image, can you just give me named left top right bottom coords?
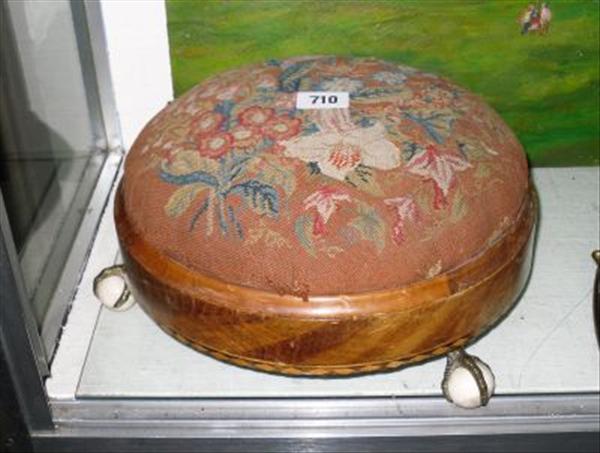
left=273, top=93, right=296, bottom=111
left=178, top=94, right=215, bottom=115
left=282, top=115, right=401, bottom=181
left=256, top=73, right=278, bottom=89
left=216, top=84, right=244, bottom=101
left=191, top=111, right=225, bottom=134
left=303, top=187, right=351, bottom=236
left=384, top=197, right=419, bottom=245
left=199, top=80, right=246, bottom=101
left=261, top=116, right=302, bottom=141
left=196, top=132, right=233, bottom=159
left=230, top=124, right=261, bottom=149
left=406, top=145, right=471, bottom=209
left=238, top=106, right=275, bottom=128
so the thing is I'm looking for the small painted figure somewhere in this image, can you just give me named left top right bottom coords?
left=519, top=2, right=552, bottom=35
left=519, top=4, right=536, bottom=34
left=540, top=3, right=552, bottom=34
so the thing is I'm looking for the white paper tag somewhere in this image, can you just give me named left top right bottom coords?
left=296, top=91, right=349, bottom=109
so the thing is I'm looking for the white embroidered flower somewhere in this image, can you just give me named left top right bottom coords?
left=281, top=109, right=401, bottom=181
left=282, top=121, right=401, bottom=181
left=320, top=77, right=363, bottom=94
left=282, top=109, right=401, bottom=181
left=372, top=71, right=407, bottom=85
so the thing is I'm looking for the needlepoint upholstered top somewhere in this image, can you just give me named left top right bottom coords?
left=116, top=56, right=535, bottom=375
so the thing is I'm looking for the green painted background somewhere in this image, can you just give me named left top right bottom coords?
left=166, top=0, right=599, bottom=166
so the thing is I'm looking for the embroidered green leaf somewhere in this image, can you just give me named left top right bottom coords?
left=160, top=169, right=219, bottom=187
left=164, top=124, right=190, bottom=143
left=249, top=154, right=296, bottom=195
left=414, top=190, right=431, bottom=213
left=164, top=149, right=219, bottom=175
left=459, top=138, right=496, bottom=162
left=350, top=202, right=386, bottom=253
left=294, top=214, right=316, bottom=257
left=228, top=180, right=279, bottom=216
left=383, top=125, right=412, bottom=146
left=449, top=190, right=468, bottom=223
left=246, top=223, right=291, bottom=249
left=263, top=229, right=291, bottom=248
left=404, top=109, right=456, bottom=144
left=338, top=226, right=360, bottom=247
left=222, top=152, right=252, bottom=180
left=345, top=165, right=384, bottom=197
left=475, top=163, right=491, bottom=179
left=164, top=183, right=206, bottom=217
left=465, top=145, right=485, bottom=160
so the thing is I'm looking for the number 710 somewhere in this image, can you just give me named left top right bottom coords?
left=311, top=95, right=338, bottom=104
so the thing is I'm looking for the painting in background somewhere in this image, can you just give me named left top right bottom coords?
left=166, top=0, right=599, bottom=166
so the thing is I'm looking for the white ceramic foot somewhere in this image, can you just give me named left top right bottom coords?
left=441, top=349, right=495, bottom=409
left=93, top=265, right=135, bottom=311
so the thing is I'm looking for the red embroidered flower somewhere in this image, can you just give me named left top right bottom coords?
left=406, top=145, right=470, bottom=209
left=196, top=132, right=233, bottom=159
left=303, top=187, right=351, bottom=236
left=327, top=142, right=362, bottom=170
left=230, top=125, right=261, bottom=149
left=191, top=111, right=225, bottom=134
left=238, top=106, right=275, bottom=128
left=261, top=116, right=302, bottom=141
left=384, top=197, right=419, bottom=245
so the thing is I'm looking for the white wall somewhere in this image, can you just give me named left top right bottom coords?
left=99, top=0, right=174, bottom=151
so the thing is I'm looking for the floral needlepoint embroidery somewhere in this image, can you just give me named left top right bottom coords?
left=230, top=125, right=261, bottom=149
left=238, top=106, right=275, bottom=127
left=262, top=116, right=302, bottom=141
left=273, top=94, right=296, bottom=111
left=283, top=109, right=401, bottom=181
left=303, top=187, right=351, bottom=236
left=196, top=132, right=234, bottom=159
left=372, top=71, right=407, bottom=85
left=148, top=56, right=519, bottom=262
left=192, top=111, right=225, bottom=134
left=319, top=77, right=364, bottom=94
left=406, top=145, right=471, bottom=209
left=198, top=79, right=238, bottom=101
left=384, top=197, right=419, bottom=245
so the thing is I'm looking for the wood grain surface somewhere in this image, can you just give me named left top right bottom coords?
left=115, top=183, right=536, bottom=376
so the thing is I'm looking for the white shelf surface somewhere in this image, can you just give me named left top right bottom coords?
left=47, top=167, right=600, bottom=399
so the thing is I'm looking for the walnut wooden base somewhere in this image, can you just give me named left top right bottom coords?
left=115, top=183, right=536, bottom=376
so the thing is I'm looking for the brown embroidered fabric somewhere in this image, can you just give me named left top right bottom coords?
left=121, top=56, right=529, bottom=296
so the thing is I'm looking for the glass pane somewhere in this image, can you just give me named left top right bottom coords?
left=0, top=0, right=107, bottom=325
